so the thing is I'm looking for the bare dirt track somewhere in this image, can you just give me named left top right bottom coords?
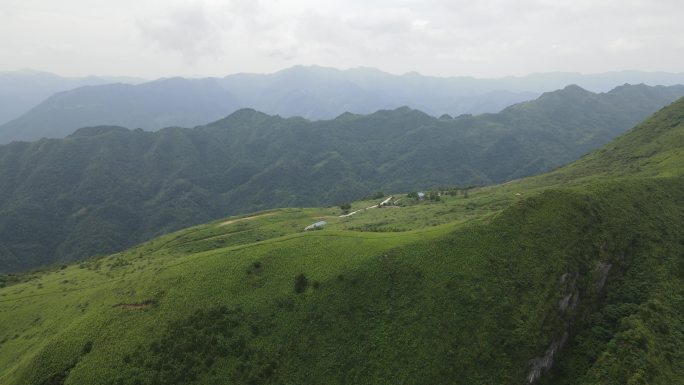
left=218, top=212, right=276, bottom=227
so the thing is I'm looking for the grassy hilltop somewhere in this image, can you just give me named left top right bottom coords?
left=2, top=99, right=684, bottom=384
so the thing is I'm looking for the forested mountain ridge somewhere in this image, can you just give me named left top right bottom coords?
left=0, top=84, right=683, bottom=272
left=2, top=88, right=684, bottom=385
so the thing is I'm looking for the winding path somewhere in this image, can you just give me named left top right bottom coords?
left=338, top=196, right=393, bottom=218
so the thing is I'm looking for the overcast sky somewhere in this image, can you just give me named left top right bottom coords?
left=1, top=0, right=683, bottom=79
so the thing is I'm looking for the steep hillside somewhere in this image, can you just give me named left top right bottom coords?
left=547, top=96, right=684, bottom=181
left=1, top=86, right=682, bottom=272
left=2, top=96, right=684, bottom=384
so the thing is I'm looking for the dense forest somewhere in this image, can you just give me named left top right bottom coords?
left=1, top=84, right=683, bottom=272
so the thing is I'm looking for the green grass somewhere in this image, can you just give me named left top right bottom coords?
left=2, top=98, right=684, bottom=384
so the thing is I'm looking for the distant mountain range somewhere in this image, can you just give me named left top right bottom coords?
left=1, top=83, right=682, bottom=272
left=2, top=66, right=684, bottom=143
left=0, top=78, right=242, bottom=143
left=0, top=69, right=144, bottom=127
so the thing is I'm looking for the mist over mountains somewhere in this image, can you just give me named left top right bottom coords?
left=0, top=69, right=144, bottom=128
left=2, top=66, right=684, bottom=143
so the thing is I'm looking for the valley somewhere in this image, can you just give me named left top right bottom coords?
left=0, top=0, right=684, bottom=385
left=2, top=83, right=683, bottom=273
left=2, top=98, right=684, bottom=384
left=4, top=2, right=684, bottom=384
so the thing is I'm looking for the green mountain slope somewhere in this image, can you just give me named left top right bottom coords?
left=1, top=96, right=684, bottom=384
left=1, top=84, right=683, bottom=273
left=549, top=96, right=684, bottom=180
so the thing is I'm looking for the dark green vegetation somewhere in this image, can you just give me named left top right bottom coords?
left=2, top=97, right=684, bottom=384
left=2, top=84, right=684, bottom=273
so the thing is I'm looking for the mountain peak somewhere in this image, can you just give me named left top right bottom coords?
left=67, top=125, right=131, bottom=138
left=206, top=108, right=279, bottom=128
left=560, top=84, right=591, bottom=93
left=226, top=108, right=270, bottom=118
left=534, top=84, right=594, bottom=102
left=606, top=83, right=651, bottom=93
left=334, top=111, right=362, bottom=120
left=368, top=106, right=428, bottom=116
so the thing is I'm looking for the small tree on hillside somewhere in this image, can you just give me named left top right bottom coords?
left=294, top=273, right=309, bottom=293
left=339, top=203, right=352, bottom=214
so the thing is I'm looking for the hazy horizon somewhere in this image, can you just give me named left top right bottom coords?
left=2, top=0, right=683, bottom=79
left=3, top=64, right=684, bottom=83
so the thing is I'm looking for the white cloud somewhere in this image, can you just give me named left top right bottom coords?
left=137, top=3, right=226, bottom=63
left=0, top=0, right=682, bottom=77
left=607, top=38, right=643, bottom=53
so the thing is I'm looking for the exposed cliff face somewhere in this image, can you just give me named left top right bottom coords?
left=528, top=331, right=569, bottom=383
left=527, top=261, right=613, bottom=383
left=526, top=272, right=577, bottom=384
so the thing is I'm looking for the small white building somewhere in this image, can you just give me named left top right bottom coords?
left=304, top=221, right=327, bottom=231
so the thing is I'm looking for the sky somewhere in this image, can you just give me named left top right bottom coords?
left=1, top=0, right=683, bottom=79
